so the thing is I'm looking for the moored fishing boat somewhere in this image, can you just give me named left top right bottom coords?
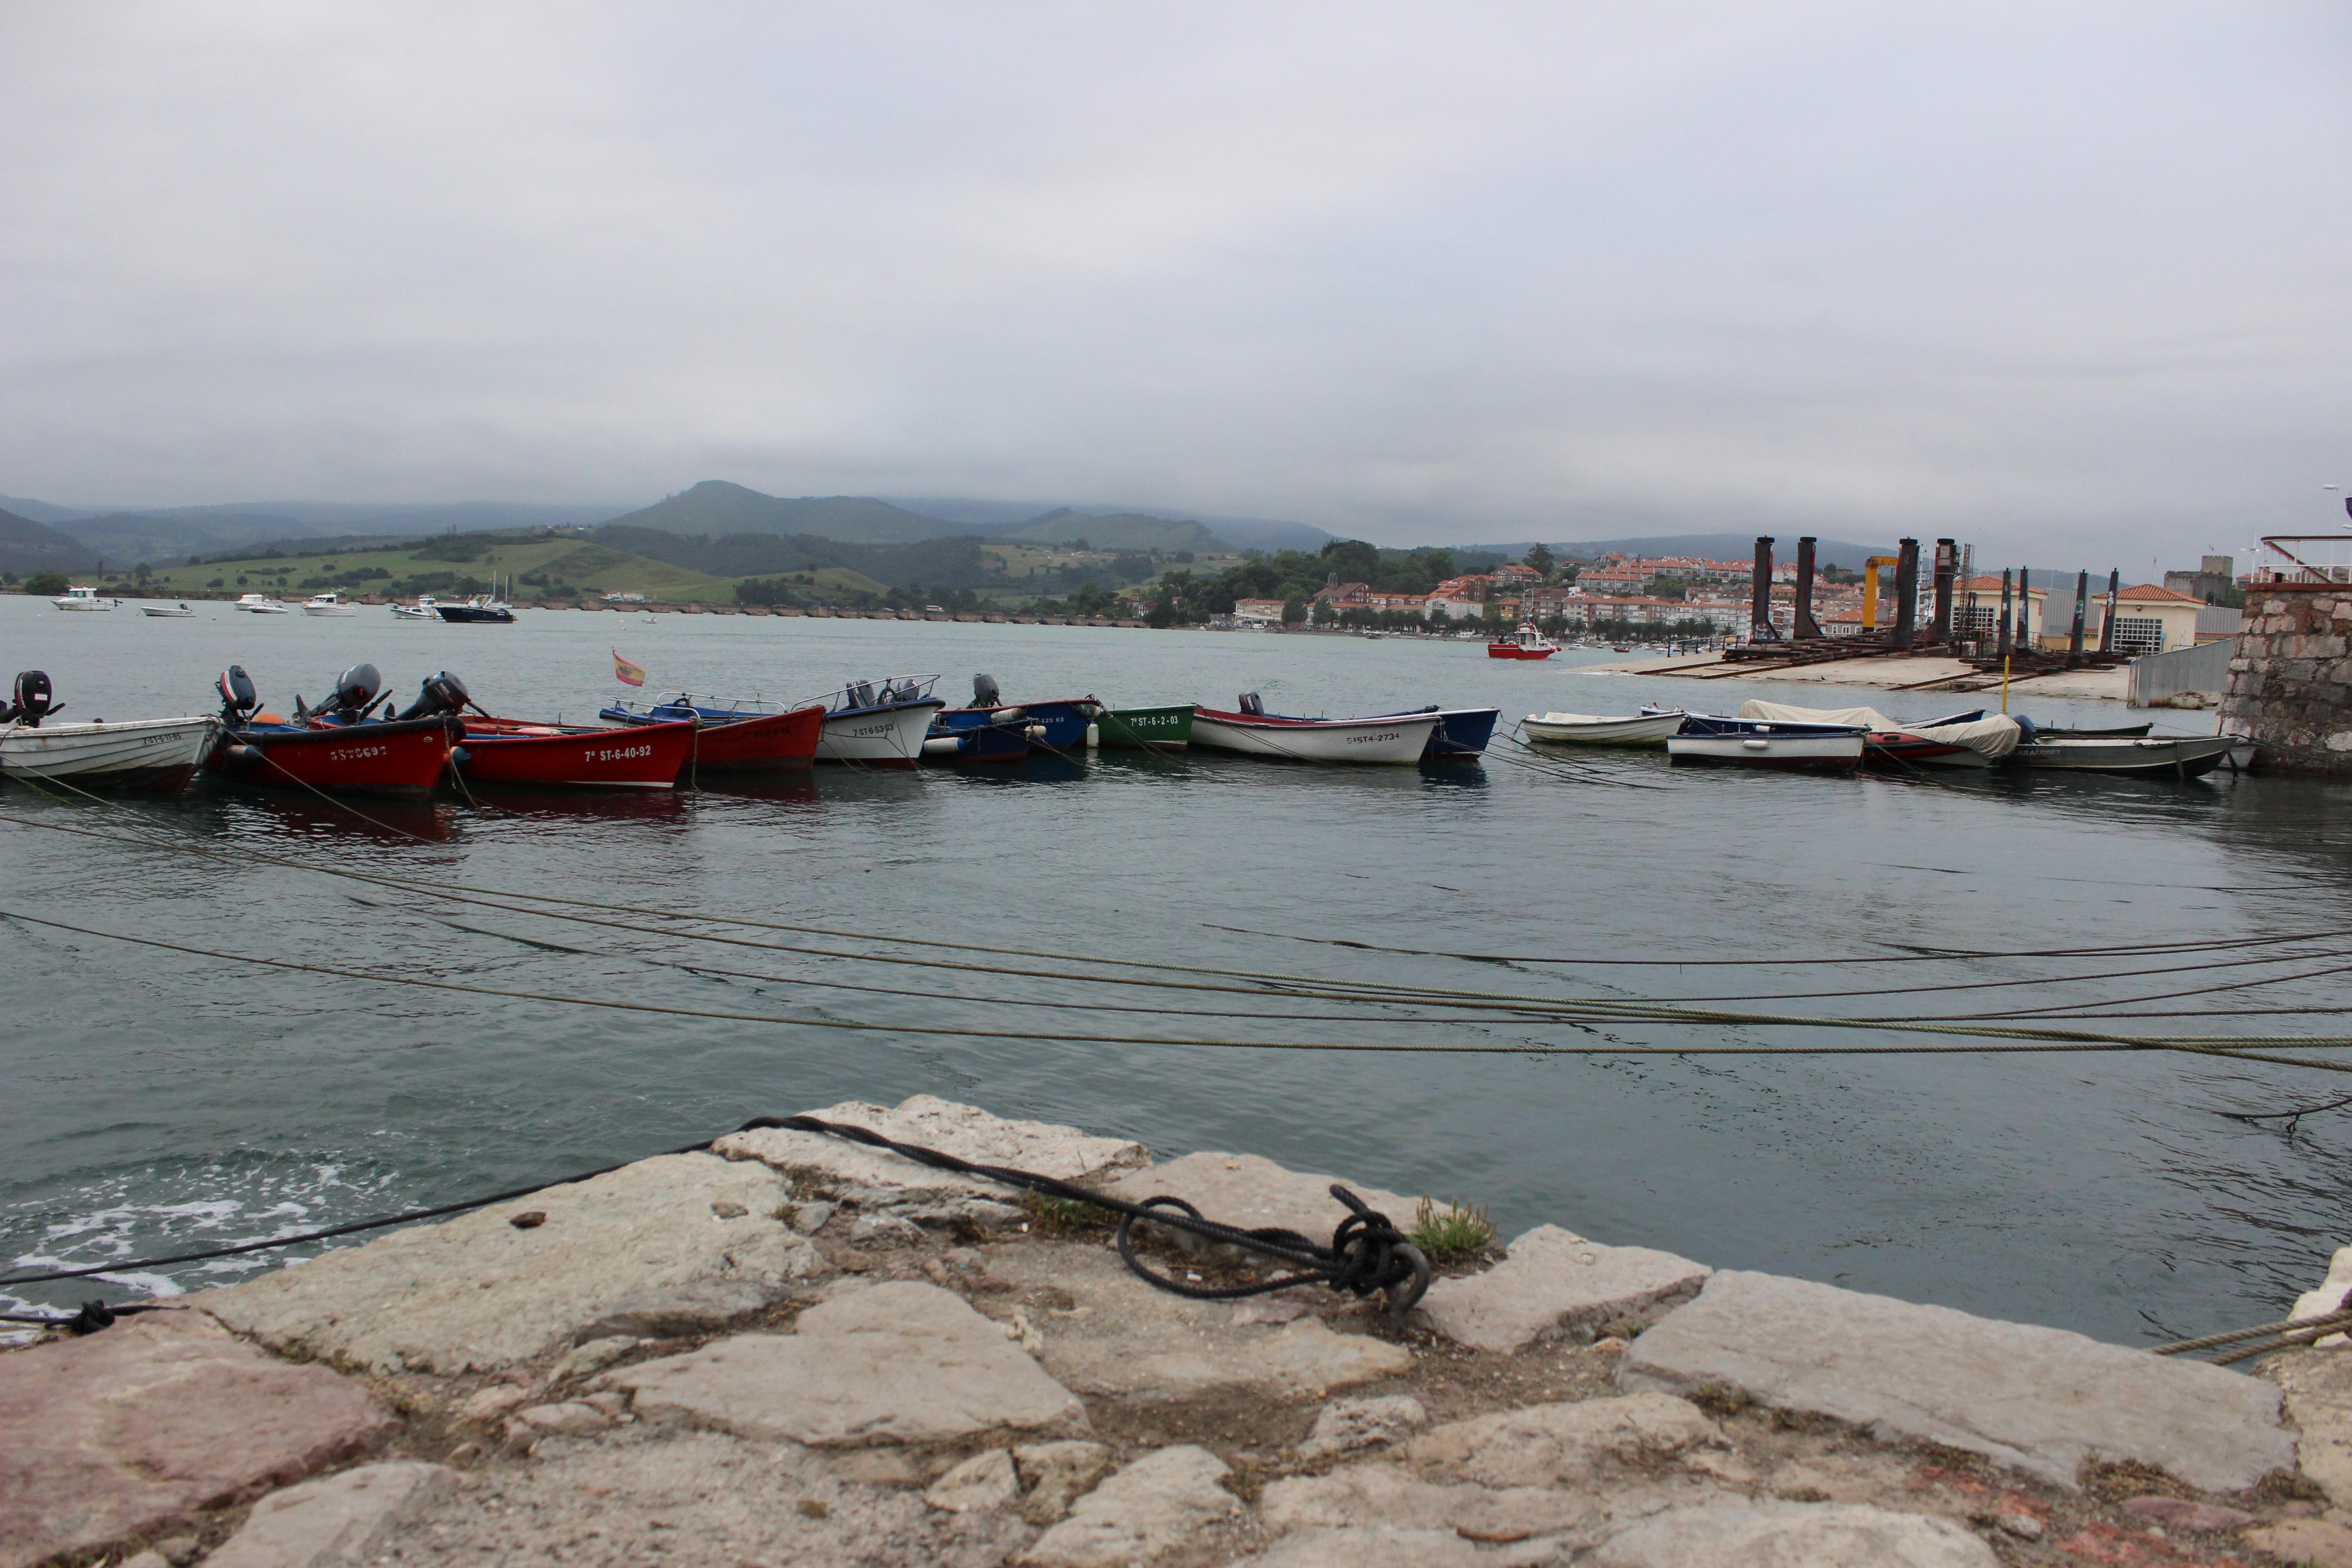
left=812, top=676, right=946, bottom=768
left=456, top=715, right=700, bottom=789
left=436, top=586, right=516, bottom=624
left=1735, top=701, right=2020, bottom=770
left=0, top=671, right=220, bottom=791
left=232, top=593, right=293, bottom=614
left=2008, top=733, right=2236, bottom=777
left=1486, top=623, right=1559, bottom=660
left=1364, top=704, right=1500, bottom=758
left=51, top=586, right=118, bottom=612
left=391, top=595, right=442, bottom=621
left=141, top=603, right=196, bottom=618
left=1524, top=709, right=1685, bottom=746
left=597, top=696, right=825, bottom=772
left=1666, top=713, right=1864, bottom=770
left=206, top=665, right=459, bottom=796
left=303, top=592, right=358, bottom=617
left=1190, top=693, right=1439, bottom=765
left=924, top=675, right=1099, bottom=760
left=1095, top=703, right=1194, bottom=751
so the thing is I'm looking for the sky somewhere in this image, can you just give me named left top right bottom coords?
left=3, top=3, right=2348, bottom=560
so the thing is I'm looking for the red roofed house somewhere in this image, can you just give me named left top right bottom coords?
left=2106, top=583, right=2205, bottom=655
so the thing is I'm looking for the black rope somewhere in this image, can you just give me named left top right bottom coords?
left=1, top=1114, right=1434, bottom=1329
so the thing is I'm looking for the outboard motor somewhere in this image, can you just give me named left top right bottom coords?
left=325, top=662, right=383, bottom=723
left=394, top=670, right=470, bottom=721
left=1238, top=691, right=1265, bottom=716
left=972, top=673, right=1002, bottom=708
left=217, top=665, right=260, bottom=726
left=847, top=681, right=876, bottom=710
left=1, top=670, right=57, bottom=727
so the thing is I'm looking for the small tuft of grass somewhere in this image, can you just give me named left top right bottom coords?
left=1410, top=1196, right=1498, bottom=1264
left=1020, top=1190, right=1112, bottom=1237
left=1687, top=1380, right=1750, bottom=1420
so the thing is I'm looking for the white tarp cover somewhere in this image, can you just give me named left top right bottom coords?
left=1736, top=700, right=2021, bottom=759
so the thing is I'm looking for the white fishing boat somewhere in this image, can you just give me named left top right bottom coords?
left=1190, top=695, right=1439, bottom=764
left=232, top=593, right=293, bottom=614
left=2011, top=734, right=2236, bottom=777
left=303, top=592, right=358, bottom=617
left=51, top=585, right=117, bottom=612
left=391, top=595, right=442, bottom=621
left=0, top=673, right=219, bottom=791
left=813, top=676, right=946, bottom=769
left=140, top=603, right=196, bottom=618
left=1522, top=709, right=1685, bottom=746
left=1666, top=713, right=1864, bottom=770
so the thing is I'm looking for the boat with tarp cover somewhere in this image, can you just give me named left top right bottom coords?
left=1735, top=701, right=2021, bottom=770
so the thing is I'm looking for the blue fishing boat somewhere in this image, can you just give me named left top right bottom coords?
left=922, top=676, right=1102, bottom=760
left=1358, top=704, right=1503, bottom=758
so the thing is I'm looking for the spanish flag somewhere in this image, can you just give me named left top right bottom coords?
left=612, top=649, right=645, bottom=687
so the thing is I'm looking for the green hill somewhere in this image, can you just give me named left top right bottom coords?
left=0, top=508, right=99, bottom=575
left=1000, top=508, right=1229, bottom=553
left=599, top=482, right=967, bottom=545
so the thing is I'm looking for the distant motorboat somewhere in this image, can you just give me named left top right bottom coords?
left=141, top=603, right=196, bottom=618
left=436, top=587, right=516, bottom=624
left=1486, top=623, right=1559, bottom=660
left=303, top=592, right=358, bottom=617
left=52, top=585, right=117, bottom=612
left=232, top=593, right=292, bottom=614
left=392, top=596, right=442, bottom=621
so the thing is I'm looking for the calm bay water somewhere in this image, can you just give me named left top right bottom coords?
left=5, top=594, right=2351, bottom=1348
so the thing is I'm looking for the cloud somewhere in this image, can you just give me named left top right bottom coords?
left=2, top=0, right=2347, bottom=560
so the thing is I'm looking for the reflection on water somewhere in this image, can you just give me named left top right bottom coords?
left=5, top=599, right=2352, bottom=1348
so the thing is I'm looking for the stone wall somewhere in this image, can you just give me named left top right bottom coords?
left=2218, top=583, right=2352, bottom=775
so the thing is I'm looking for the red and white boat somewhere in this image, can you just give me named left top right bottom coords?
left=599, top=697, right=825, bottom=772
left=1190, top=695, right=1438, bottom=764
left=456, top=715, right=701, bottom=790
left=205, top=664, right=459, bottom=797
left=1486, top=623, right=1559, bottom=660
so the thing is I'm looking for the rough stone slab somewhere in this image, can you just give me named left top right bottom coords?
left=1019, top=1445, right=1241, bottom=1568
left=1258, top=1461, right=1605, bottom=1543
left=205, top=1462, right=454, bottom=1568
left=0, top=1312, right=397, bottom=1568
left=2266, top=1347, right=2352, bottom=1508
left=1590, top=1501, right=1999, bottom=1567
left=1099, top=1152, right=1422, bottom=1260
left=1014, top=1441, right=1113, bottom=1524
left=714, top=1094, right=1149, bottom=1200
left=1417, top=1225, right=1709, bottom=1352
left=925, top=1449, right=1018, bottom=1513
left=1296, top=1394, right=1428, bottom=1460
left=201, top=1152, right=818, bottom=1375
left=1619, top=1270, right=2294, bottom=1491
left=984, top=1242, right=1413, bottom=1400
left=613, top=1280, right=1087, bottom=1446
left=1230, top=1526, right=1482, bottom=1568
left=2245, top=1516, right=2352, bottom=1568
left=1406, top=1392, right=1723, bottom=1486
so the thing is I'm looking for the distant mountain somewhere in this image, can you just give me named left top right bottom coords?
left=882, top=495, right=1328, bottom=554
left=62, top=510, right=312, bottom=565
left=0, top=508, right=100, bottom=575
left=1193, top=516, right=1336, bottom=554
left=600, top=482, right=968, bottom=545
left=999, top=508, right=1228, bottom=553
left=0, top=494, right=96, bottom=525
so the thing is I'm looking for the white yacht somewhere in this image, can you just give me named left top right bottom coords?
left=52, top=585, right=118, bottom=612
left=303, top=592, right=358, bottom=617
left=232, top=593, right=293, bottom=614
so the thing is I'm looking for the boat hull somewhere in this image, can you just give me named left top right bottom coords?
left=2011, top=736, right=2235, bottom=776
left=817, top=700, right=943, bottom=768
left=436, top=605, right=515, bottom=624
left=1486, top=645, right=1556, bottom=659
left=1523, top=711, right=1685, bottom=746
left=931, top=697, right=1097, bottom=755
left=140, top=606, right=195, bottom=618
left=1667, top=734, right=1862, bottom=769
left=1097, top=703, right=1194, bottom=751
left=1422, top=707, right=1499, bottom=757
left=1191, top=707, right=1438, bottom=764
left=2, top=715, right=221, bottom=791
left=457, top=718, right=698, bottom=789
left=207, top=716, right=459, bottom=797
left=603, top=704, right=823, bottom=772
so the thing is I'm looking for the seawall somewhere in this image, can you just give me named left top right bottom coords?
left=2220, top=582, right=2352, bottom=775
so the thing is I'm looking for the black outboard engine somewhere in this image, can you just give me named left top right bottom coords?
left=394, top=670, right=470, bottom=721
left=972, top=673, right=1002, bottom=708
left=847, top=681, right=876, bottom=710
left=325, top=662, right=383, bottom=723
left=1, top=670, right=57, bottom=727
left=1239, top=691, right=1265, bottom=715
left=217, top=665, right=260, bottom=726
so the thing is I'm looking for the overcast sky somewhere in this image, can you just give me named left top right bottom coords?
left=3, top=3, right=2347, bottom=558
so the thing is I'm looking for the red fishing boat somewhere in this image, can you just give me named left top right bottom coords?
left=206, top=665, right=458, bottom=798
left=598, top=698, right=824, bottom=772
left=1486, top=623, right=1560, bottom=660
left=456, top=714, right=700, bottom=790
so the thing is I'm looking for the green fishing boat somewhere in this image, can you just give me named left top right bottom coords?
left=1095, top=703, right=1195, bottom=752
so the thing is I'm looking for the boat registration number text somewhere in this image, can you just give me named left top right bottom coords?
left=590, top=745, right=654, bottom=762
left=328, top=745, right=391, bottom=762
left=1346, top=730, right=1404, bottom=745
